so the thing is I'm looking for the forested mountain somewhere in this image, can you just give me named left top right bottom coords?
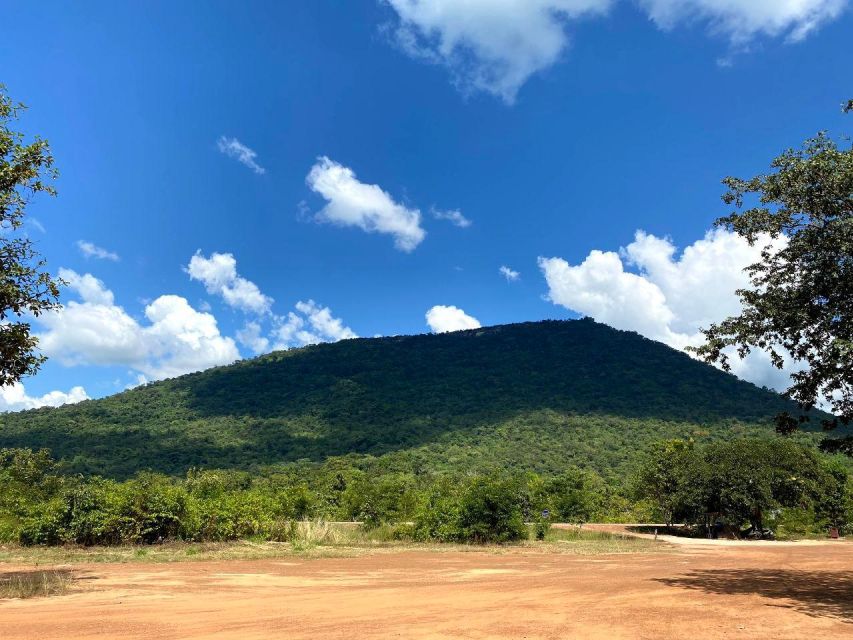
left=0, top=319, right=819, bottom=479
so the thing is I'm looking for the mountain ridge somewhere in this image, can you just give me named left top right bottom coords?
left=0, top=319, right=817, bottom=478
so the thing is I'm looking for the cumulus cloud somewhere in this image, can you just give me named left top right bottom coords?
left=306, top=157, right=426, bottom=252
left=37, top=269, right=239, bottom=380
left=186, top=251, right=273, bottom=315
left=385, top=0, right=614, bottom=102
left=77, top=240, right=119, bottom=261
left=236, top=321, right=270, bottom=355
left=217, top=136, right=266, bottom=174
left=139, top=295, right=241, bottom=379
left=433, top=208, right=472, bottom=228
left=500, top=266, right=521, bottom=282
left=425, top=305, right=482, bottom=333
left=0, top=382, right=89, bottom=413
left=539, top=228, right=794, bottom=391
left=384, top=0, right=847, bottom=100
left=638, top=0, right=848, bottom=45
left=39, top=269, right=149, bottom=366
left=271, top=300, right=358, bottom=350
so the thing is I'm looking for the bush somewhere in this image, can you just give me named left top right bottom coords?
left=340, top=474, right=416, bottom=528
left=543, top=468, right=607, bottom=523
left=456, top=477, right=527, bottom=544
left=412, top=479, right=462, bottom=542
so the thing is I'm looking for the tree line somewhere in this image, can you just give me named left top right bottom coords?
left=2, top=438, right=850, bottom=547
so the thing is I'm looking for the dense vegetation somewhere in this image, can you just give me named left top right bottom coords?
left=2, top=440, right=849, bottom=547
left=0, top=320, right=826, bottom=479
left=0, top=447, right=607, bottom=545
left=633, top=439, right=850, bottom=538
left=4, top=320, right=846, bottom=545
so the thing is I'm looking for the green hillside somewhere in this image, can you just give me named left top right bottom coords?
left=0, top=319, right=817, bottom=479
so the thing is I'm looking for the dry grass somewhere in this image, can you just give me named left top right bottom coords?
left=0, top=523, right=670, bottom=565
left=540, top=525, right=666, bottom=554
left=0, top=569, right=73, bottom=599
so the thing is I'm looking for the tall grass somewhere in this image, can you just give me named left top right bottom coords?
left=0, top=570, right=72, bottom=599
left=543, top=525, right=664, bottom=553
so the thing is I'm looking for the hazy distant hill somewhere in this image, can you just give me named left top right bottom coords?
left=0, top=319, right=815, bottom=479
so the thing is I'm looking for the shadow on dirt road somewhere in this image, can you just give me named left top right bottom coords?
left=657, top=569, right=853, bottom=622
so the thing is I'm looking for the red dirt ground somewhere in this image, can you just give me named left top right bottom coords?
left=2, top=539, right=852, bottom=639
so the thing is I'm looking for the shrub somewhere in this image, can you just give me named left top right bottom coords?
left=341, top=474, right=416, bottom=528
left=456, top=477, right=527, bottom=544
left=412, top=479, right=462, bottom=542
left=543, top=468, right=607, bottom=523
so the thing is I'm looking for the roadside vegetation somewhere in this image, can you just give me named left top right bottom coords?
left=632, top=438, right=851, bottom=539
left=0, top=569, right=72, bottom=599
left=1, top=439, right=849, bottom=553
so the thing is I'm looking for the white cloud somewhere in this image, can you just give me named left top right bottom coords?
left=140, top=295, right=241, bottom=379
left=425, top=305, right=482, bottom=333
left=40, top=269, right=148, bottom=366
left=500, top=265, right=521, bottom=282
left=37, top=269, right=239, bottom=380
left=306, top=156, right=426, bottom=252
left=539, top=228, right=795, bottom=391
left=236, top=321, right=270, bottom=355
left=77, top=240, right=119, bottom=261
left=217, top=136, right=266, bottom=174
left=271, top=300, right=358, bottom=350
left=385, top=0, right=615, bottom=102
left=384, top=0, right=847, bottom=101
left=0, top=382, right=89, bottom=413
left=638, top=0, right=848, bottom=45
left=433, top=208, right=472, bottom=228
left=186, top=251, right=273, bottom=315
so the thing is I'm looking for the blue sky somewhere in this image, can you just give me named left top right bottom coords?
left=1, top=0, right=851, bottom=408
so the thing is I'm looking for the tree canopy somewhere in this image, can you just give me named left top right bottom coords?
left=0, top=85, right=62, bottom=387
left=692, top=104, right=852, bottom=449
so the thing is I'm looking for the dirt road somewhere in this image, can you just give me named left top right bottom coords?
left=2, top=542, right=852, bottom=639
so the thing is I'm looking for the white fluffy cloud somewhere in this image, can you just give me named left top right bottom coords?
left=306, top=156, right=426, bottom=252
left=386, top=0, right=613, bottom=102
left=639, top=0, right=848, bottom=45
left=0, top=382, right=89, bottom=413
left=186, top=251, right=273, bottom=315
left=217, top=136, right=265, bottom=174
left=236, top=321, right=271, bottom=355
left=384, top=0, right=847, bottom=100
left=271, top=300, right=358, bottom=350
left=77, top=240, right=119, bottom=261
left=39, top=268, right=149, bottom=366
left=37, top=269, right=239, bottom=380
left=539, top=228, right=794, bottom=391
left=139, top=295, right=241, bottom=379
left=433, top=208, right=472, bottom=228
left=500, top=266, right=521, bottom=282
left=425, top=305, right=482, bottom=333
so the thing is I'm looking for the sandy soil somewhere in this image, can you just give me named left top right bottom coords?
left=2, top=540, right=852, bottom=639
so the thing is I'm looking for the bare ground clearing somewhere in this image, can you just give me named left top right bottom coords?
left=2, top=536, right=851, bottom=639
